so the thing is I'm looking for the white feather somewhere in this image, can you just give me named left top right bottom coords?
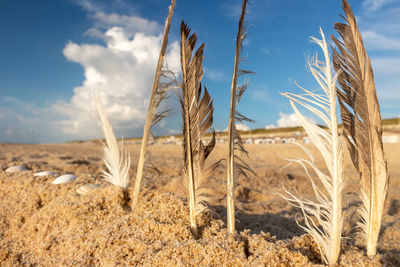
left=94, top=92, right=131, bottom=189
left=281, top=29, right=345, bottom=266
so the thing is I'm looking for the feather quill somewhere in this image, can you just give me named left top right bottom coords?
left=331, top=0, right=388, bottom=256
left=132, top=0, right=176, bottom=209
left=95, top=93, right=130, bottom=189
left=281, top=29, right=345, bottom=266
left=180, top=21, right=221, bottom=238
left=226, top=0, right=255, bottom=234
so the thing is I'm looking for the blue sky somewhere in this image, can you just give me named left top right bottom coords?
left=0, top=0, right=399, bottom=143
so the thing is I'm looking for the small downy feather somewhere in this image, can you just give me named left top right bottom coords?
left=226, top=0, right=255, bottom=235
left=132, top=0, right=177, bottom=209
left=180, top=21, right=222, bottom=238
left=95, top=93, right=130, bottom=189
left=281, top=29, right=345, bottom=266
left=331, top=0, right=388, bottom=256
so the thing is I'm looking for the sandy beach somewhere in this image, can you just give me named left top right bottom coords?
left=0, top=142, right=399, bottom=266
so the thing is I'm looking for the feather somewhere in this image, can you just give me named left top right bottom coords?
left=331, top=0, right=388, bottom=256
left=226, top=0, right=255, bottom=235
left=95, top=93, right=130, bottom=189
left=180, top=21, right=222, bottom=238
left=132, top=0, right=177, bottom=209
left=281, top=29, right=345, bottom=265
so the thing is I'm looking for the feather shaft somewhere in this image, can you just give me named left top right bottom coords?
left=132, top=0, right=176, bottom=209
left=227, top=0, right=254, bottom=234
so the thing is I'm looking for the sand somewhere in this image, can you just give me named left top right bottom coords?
left=0, top=142, right=399, bottom=266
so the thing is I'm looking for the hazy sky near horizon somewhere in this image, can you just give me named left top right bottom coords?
left=0, top=0, right=399, bottom=143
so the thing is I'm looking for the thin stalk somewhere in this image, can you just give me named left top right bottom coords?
left=227, top=0, right=248, bottom=235
left=132, top=0, right=176, bottom=209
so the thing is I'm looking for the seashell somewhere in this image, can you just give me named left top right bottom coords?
left=5, top=165, right=27, bottom=173
left=52, top=174, right=77, bottom=184
left=76, top=184, right=100, bottom=195
left=34, top=171, right=57, bottom=177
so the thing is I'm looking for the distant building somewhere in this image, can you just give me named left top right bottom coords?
left=383, top=135, right=400, bottom=143
left=244, top=138, right=253, bottom=144
left=254, top=138, right=264, bottom=144
left=287, top=137, right=296, bottom=143
left=265, top=138, right=274, bottom=144
left=164, top=136, right=177, bottom=144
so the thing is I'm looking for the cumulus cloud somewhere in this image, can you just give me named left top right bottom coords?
left=0, top=9, right=180, bottom=143
left=56, top=14, right=180, bottom=140
left=265, top=112, right=315, bottom=129
left=277, top=112, right=302, bottom=128
left=236, top=123, right=251, bottom=131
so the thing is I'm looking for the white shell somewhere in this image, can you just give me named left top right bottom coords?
left=34, top=171, right=57, bottom=177
left=52, top=174, right=77, bottom=184
left=76, top=184, right=100, bottom=195
left=5, top=165, right=27, bottom=173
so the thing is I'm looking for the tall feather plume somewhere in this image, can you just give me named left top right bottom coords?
left=132, top=0, right=176, bottom=209
left=226, top=0, right=255, bottom=235
left=281, top=29, right=345, bottom=266
left=180, top=21, right=221, bottom=238
left=95, top=93, right=131, bottom=189
left=331, top=0, right=388, bottom=256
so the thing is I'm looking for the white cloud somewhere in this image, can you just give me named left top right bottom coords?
left=362, top=31, right=400, bottom=51
left=58, top=21, right=180, bottom=139
left=0, top=11, right=180, bottom=143
left=236, top=123, right=250, bottom=131
left=266, top=112, right=315, bottom=129
left=277, top=112, right=301, bottom=128
left=362, top=0, right=393, bottom=11
left=223, top=123, right=251, bottom=132
left=355, top=1, right=400, bottom=106
left=74, top=0, right=102, bottom=13
left=91, top=11, right=160, bottom=36
left=371, top=57, right=400, bottom=74
left=204, top=67, right=226, bottom=81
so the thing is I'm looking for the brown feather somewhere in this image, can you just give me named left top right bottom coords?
left=331, top=0, right=388, bottom=256
left=180, top=21, right=221, bottom=238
